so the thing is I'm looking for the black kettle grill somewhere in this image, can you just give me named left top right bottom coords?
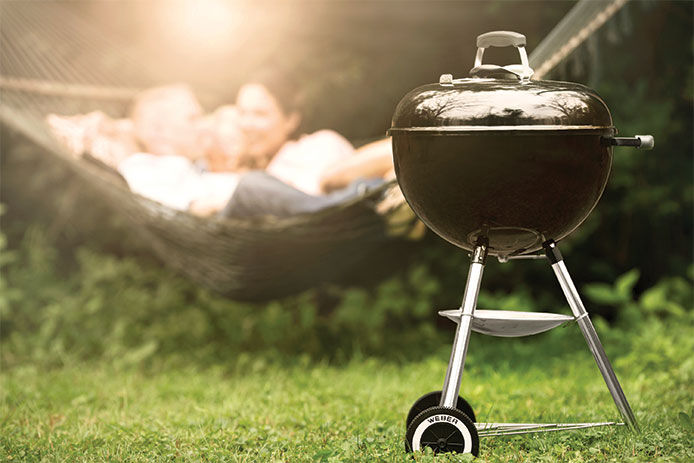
left=390, top=31, right=653, bottom=456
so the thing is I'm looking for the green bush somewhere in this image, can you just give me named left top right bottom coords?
left=1, top=226, right=446, bottom=368
left=3, top=221, right=691, bottom=370
left=584, top=267, right=694, bottom=328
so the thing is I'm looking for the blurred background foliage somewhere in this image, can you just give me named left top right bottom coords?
left=1, top=0, right=692, bottom=367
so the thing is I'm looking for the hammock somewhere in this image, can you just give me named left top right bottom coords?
left=0, top=1, right=627, bottom=301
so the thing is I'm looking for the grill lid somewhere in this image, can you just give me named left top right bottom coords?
left=389, top=31, right=613, bottom=133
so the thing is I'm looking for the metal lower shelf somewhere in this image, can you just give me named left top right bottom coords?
left=438, top=309, right=575, bottom=337
left=476, top=421, right=621, bottom=437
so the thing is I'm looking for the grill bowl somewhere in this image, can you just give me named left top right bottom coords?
left=392, top=129, right=613, bottom=255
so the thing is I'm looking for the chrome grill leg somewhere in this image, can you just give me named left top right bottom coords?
left=440, top=241, right=488, bottom=408
left=544, top=240, right=639, bottom=432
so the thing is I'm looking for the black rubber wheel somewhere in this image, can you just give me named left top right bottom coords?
left=405, top=406, right=479, bottom=456
left=406, top=391, right=476, bottom=429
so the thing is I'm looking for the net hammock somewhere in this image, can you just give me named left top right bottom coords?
left=0, top=1, right=626, bottom=301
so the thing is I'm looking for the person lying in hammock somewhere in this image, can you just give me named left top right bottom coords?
left=47, top=78, right=396, bottom=218
left=47, top=84, right=250, bottom=211
left=199, top=71, right=395, bottom=218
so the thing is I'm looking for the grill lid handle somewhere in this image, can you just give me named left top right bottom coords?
left=477, top=31, right=527, bottom=48
left=471, top=30, right=534, bottom=81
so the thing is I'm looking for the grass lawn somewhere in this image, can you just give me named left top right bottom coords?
left=2, top=319, right=693, bottom=463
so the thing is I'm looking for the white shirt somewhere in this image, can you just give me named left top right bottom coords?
left=117, top=130, right=353, bottom=210
left=266, top=130, right=355, bottom=196
left=119, top=153, right=239, bottom=210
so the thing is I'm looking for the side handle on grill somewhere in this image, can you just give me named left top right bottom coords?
left=605, top=135, right=655, bottom=150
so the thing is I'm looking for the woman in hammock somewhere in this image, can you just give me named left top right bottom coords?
left=199, top=70, right=395, bottom=218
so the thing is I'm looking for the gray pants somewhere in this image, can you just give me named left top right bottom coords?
left=220, top=171, right=384, bottom=219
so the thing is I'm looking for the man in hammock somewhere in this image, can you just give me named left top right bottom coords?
left=47, top=84, right=246, bottom=211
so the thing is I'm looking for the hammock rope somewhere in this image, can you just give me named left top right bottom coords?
left=0, top=0, right=627, bottom=300
left=530, top=0, right=628, bottom=79
left=0, top=77, right=140, bottom=100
